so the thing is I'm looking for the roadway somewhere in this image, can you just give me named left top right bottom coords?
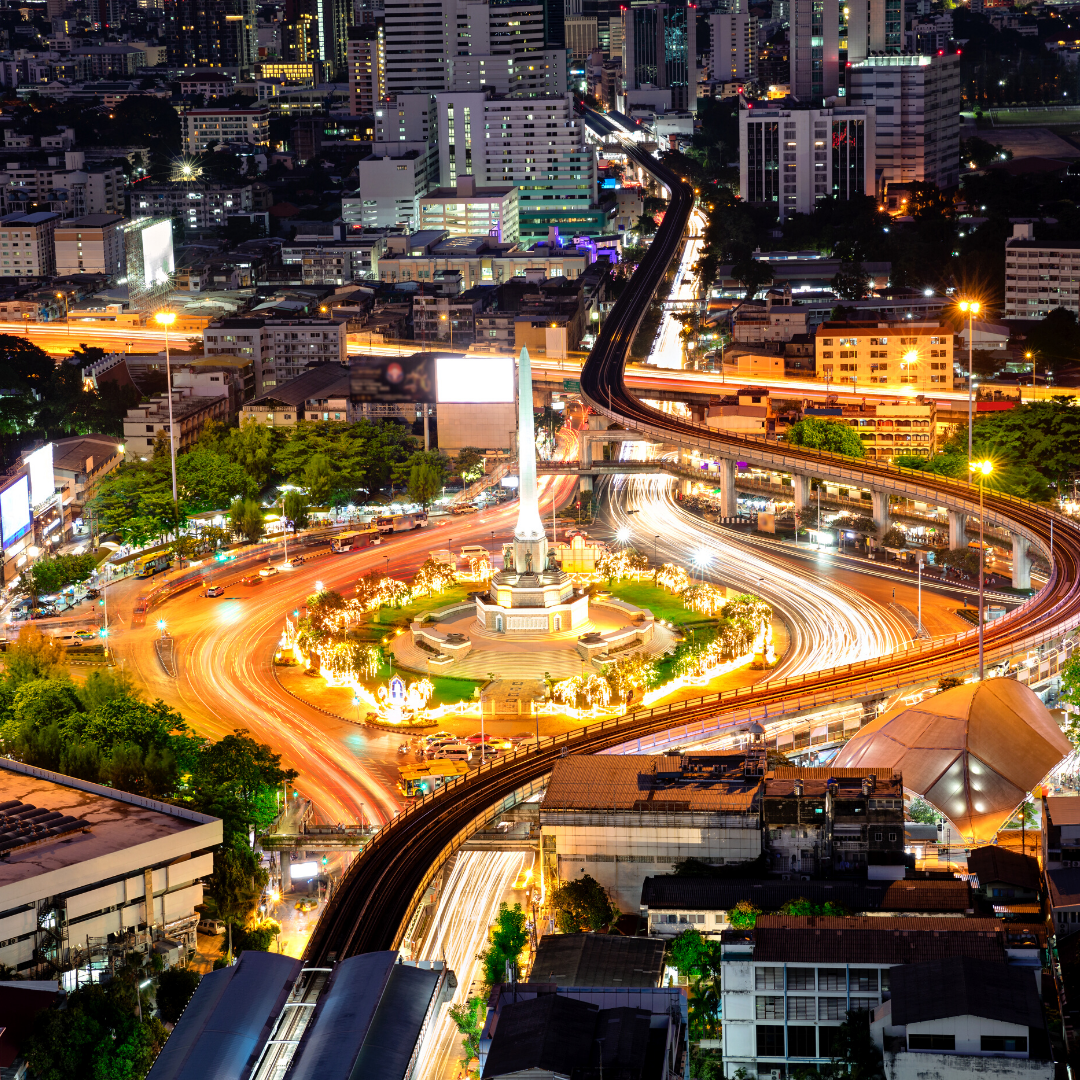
left=302, top=116, right=1080, bottom=967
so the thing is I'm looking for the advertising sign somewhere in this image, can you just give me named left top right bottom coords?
left=349, top=353, right=435, bottom=403
left=436, top=356, right=514, bottom=403
left=0, top=475, right=31, bottom=549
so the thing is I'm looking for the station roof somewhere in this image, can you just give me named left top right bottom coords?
left=146, top=951, right=302, bottom=1080
left=529, top=934, right=665, bottom=988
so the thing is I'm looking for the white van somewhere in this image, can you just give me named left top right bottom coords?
left=198, top=918, right=225, bottom=935
left=437, top=743, right=473, bottom=762
left=460, top=545, right=490, bottom=561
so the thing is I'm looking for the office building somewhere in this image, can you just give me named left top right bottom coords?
left=789, top=0, right=839, bottom=99
left=0, top=758, right=221, bottom=974
left=53, top=214, right=126, bottom=278
left=183, top=107, right=271, bottom=153
left=348, top=22, right=384, bottom=117
left=435, top=92, right=599, bottom=242
left=374, top=92, right=435, bottom=147
left=846, top=0, right=903, bottom=63
left=383, top=0, right=452, bottom=96
left=164, top=0, right=257, bottom=75
left=0, top=154, right=124, bottom=219
left=419, top=176, right=519, bottom=242
left=740, top=101, right=875, bottom=220
left=1004, top=222, right=1080, bottom=320
left=721, top=916, right=1010, bottom=1078
left=848, top=53, right=961, bottom=194
left=711, top=0, right=756, bottom=82
left=621, top=2, right=697, bottom=111
left=0, top=212, right=59, bottom=276
left=281, top=225, right=388, bottom=284
left=814, top=320, right=953, bottom=393
left=539, top=753, right=763, bottom=910
left=202, top=316, right=348, bottom=394
left=566, top=15, right=599, bottom=58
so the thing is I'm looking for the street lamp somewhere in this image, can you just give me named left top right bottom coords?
left=957, top=299, right=981, bottom=464
left=969, top=459, right=993, bottom=680
left=55, top=291, right=68, bottom=334
left=440, top=312, right=453, bottom=349
left=155, top=312, right=179, bottom=533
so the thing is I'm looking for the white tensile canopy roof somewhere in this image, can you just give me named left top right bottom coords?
left=834, top=679, right=1071, bottom=842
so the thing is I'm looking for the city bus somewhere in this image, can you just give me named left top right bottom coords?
left=397, top=760, right=470, bottom=797
left=133, top=553, right=172, bottom=578
left=375, top=512, right=428, bottom=535
left=331, top=529, right=380, bottom=553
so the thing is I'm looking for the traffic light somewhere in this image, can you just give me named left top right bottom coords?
left=321, top=855, right=328, bottom=865
left=419, top=782, right=429, bottom=793
left=99, top=599, right=104, bottom=606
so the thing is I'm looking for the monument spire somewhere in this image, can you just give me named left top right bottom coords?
left=514, top=346, right=546, bottom=548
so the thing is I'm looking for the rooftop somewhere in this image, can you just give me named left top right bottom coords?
left=529, top=934, right=666, bottom=988
left=966, top=845, right=1040, bottom=893
left=248, top=363, right=349, bottom=408
left=541, top=754, right=761, bottom=814
left=888, top=957, right=1044, bottom=1029
left=1047, top=867, right=1080, bottom=907
left=740, top=915, right=1006, bottom=965
left=0, top=759, right=217, bottom=891
left=1045, top=795, right=1080, bottom=826
left=54, top=214, right=126, bottom=230
left=50, top=433, right=125, bottom=473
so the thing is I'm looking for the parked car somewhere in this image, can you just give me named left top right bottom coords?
left=205, top=585, right=226, bottom=597
left=197, top=919, right=225, bottom=935
left=452, top=504, right=479, bottom=515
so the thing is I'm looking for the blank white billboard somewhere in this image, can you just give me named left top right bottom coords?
left=436, top=356, right=515, bottom=403
left=141, top=219, right=175, bottom=287
left=26, top=443, right=53, bottom=508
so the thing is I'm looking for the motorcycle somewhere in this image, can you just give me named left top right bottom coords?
left=397, top=743, right=410, bottom=756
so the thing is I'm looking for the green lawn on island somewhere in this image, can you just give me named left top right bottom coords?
left=371, top=584, right=475, bottom=626
left=428, top=675, right=484, bottom=707
left=605, top=582, right=715, bottom=627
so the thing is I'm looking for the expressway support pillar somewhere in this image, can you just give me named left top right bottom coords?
left=680, top=477, right=692, bottom=496
left=1012, top=533, right=1032, bottom=590
left=718, top=457, right=737, bottom=518
left=581, top=435, right=593, bottom=469
left=948, top=509, right=967, bottom=551
left=872, top=490, right=890, bottom=537
left=792, top=474, right=810, bottom=513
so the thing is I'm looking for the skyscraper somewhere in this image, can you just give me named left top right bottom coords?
left=284, top=0, right=352, bottom=80
left=384, top=0, right=453, bottom=96
left=789, top=0, right=838, bottom=100
left=846, top=0, right=903, bottom=63
left=348, top=21, right=385, bottom=116
left=621, top=2, right=697, bottom=111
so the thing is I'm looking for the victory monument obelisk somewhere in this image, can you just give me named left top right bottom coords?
left=474, top=347, right=589, bottom=635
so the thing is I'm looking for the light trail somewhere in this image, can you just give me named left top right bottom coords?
left=647, top=208, right=704, bottom=370
left=413, top=850, right=526, bottom=1080
left=609, top=473, right=910, bottom=677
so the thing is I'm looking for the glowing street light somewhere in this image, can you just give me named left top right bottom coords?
left=155, top=311, right=179, bottom=528
left=957, top=298, right=981, bottom=463
left=969, top=458, right=993, bottom=680
left=157, top=618, right=168, bottom=637
left=314, top=580, right=324, bottom=593
left=616, top=527, right=630, bottom=544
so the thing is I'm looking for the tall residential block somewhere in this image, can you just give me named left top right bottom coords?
left=847, top=0, right=903, bottom=64
left=284, top=0, right=351, bottom=80
left=54, top=213, right=126, bottom=278
left=435, top=92, right=600, bottom=242
left=711, top=0, right=756, bottom=82
left=383, top=0, right=453, bottom=96
left=164, top=0, right=257, bottom=74
left=1004, top=223, right=1080, bottom=321
left=740, top=101, right=875, bottom=220
left=348, top=22, right=385, bottom=117
left=622, top=2, right=697, bottom=111
left=847, top=53, right=960, bottom=194
left=0, top=211, right=59, bottom=276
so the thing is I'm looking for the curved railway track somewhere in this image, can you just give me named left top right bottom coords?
left=305, top=119, right=1080, bottom=966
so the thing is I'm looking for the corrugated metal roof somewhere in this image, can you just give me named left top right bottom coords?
left=966, top=845, right=1040, bottom=892
left=528, top=934, right=666, bottom=988
left=146, top=952, right=302, bottom=1080
left=1046, top=795, right=1080, bottom=826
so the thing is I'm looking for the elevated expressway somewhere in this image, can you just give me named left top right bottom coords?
left=305, top=123, right=1080, bottom=966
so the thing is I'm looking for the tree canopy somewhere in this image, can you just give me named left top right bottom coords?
left=785, top=418, right=866, bottom=458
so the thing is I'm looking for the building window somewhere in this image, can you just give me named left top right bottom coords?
left=909, top=1034, right=955, bottom=1051
left=756, top=997, right=784, bottom=1019
left=788, top=1027, right=817, bottom=1057
left=756, top=1026, right=785, bottom=1057
left=820, top=1027, right=843, bottom=1058
left=818, top=969, right=846, bottom=991
left=756, top=968, right=784, bottom=990
left=851, top=970, right=878, bottom=992
left=819, top=998, right=846, bottom=1020
left=788, top=969, right=815, bottom=990
left=981, top=1036, right=1027, bottom=1052
left=788, top=997, right=815, bottom=1020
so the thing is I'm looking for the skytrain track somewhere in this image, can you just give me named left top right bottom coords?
left=305, top=117, right=1080, bottom=966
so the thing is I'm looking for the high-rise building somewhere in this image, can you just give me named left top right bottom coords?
left=846, top=0, right=903, bottom=64
left=383, top=0, right=453, bottom=96
left=164, top=0, right=257, bottom=75
left=434, top=91, right=601, bottom=242
left=710, top=0, right=757, bottom=82
left=283, top=0, right=352, bottom=80
left=789, top=0, right=839, bottom=100
left=621, top=2, right=697, bottom=111
left=847, top=53, right=960, bottom=194
left=348, top=21, right=385, bottom=116
left=740, top=100, right=875, bottom=220
left=566, top=15, right=599, bottom=58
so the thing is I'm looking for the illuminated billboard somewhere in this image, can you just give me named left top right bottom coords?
left=349, top=353, right=435, bottom=403
left=0, top=475, right=31, bottom=550
left=141, top=220, right=175, bottom=287
left=26, top=443, right=53, bottom=508
left=436, top=356, right=514, bottom=404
